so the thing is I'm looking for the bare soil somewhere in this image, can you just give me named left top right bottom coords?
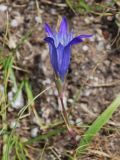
left=0, top=0, right=120, bottom=160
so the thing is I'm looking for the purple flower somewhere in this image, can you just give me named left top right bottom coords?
left=44, top=17, right=92, bottom=81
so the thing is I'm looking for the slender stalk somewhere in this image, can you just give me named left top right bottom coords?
left=55, top=78, right=78, bottom=146
left=59, top=93, right=77, bottom=142
left=55, top=78, right=75, bottom=137
left=59, top=96, right=71, bottom=131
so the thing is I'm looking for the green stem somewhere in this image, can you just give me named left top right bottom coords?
left=1, top=97, right=8, bottom=160
left=55, top=78, right=71, bottom=132
left=59, top=96, right=71, bottom=131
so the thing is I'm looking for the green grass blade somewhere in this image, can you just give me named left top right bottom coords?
left=76, top=94, right=120, bottom=156
left=25, top=127, right=66, bottom=145
left=3, top=56, right=13, bottom=92
left=13, top=81, right=24, bottom=102
left=2, top=56, right=14, bottom=160
left=66, top=0, right=75, bottom=12
left=24, top=80, right=34, bottom=105
left=9, top=68, right=17, bottom=90
left=15, top=136, right=26, bottom=160
left=78, top=0, right=92, bottom=12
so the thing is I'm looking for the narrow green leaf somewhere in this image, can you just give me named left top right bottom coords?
left=66, top=0, right=75, bottom=12
left=25, top=127, right=66, bottom=145
left=24, top=80, right=34, bottom=105
left=79, top=0, right=91, bottom=12
left=76, top=94, right=120, bottom=156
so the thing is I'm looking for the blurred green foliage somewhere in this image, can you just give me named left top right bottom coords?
left=66, top=0, right=116, bottom=15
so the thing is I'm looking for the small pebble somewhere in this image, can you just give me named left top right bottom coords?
left=8, top=89, right=24, bottom=109
left=31, top=127, right=39, bottom=137
left=46, top=97, right=50, bottom=102
left=50, top=8, right=57, bottom=15
left=74, top=71, right=78, bottom=76
left=0, top=4, right=7, bottom=12
left=11, top=19, right=18, bottom=27
left=83, top=89, right=91, bottom=96
left=82, top=45, right=89, bottom=51
left=68, top=98, right=74, bottom=104
left=54, top=89, right=58, bottom=96
left=35, top=16, right=42, bottom=23
left=76, top=118, right=82, bottom=126
left=84, top=16, right=94, bottom=24
left=43, top=78, right=51, bottom=85
left=42, top=107, right=51, bottom=119
left=106, top=44, right=111, bottom=50
left=75, top=135, right=81, bottom=141
left=69, top=120, right=75, bottom=125
left=7, top=36, right=17, bottom=49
